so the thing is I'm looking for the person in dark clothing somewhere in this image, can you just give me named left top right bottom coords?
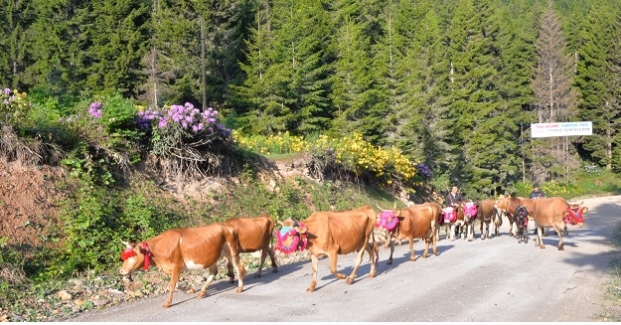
left=445, top=186, right=464, bottom=207
left=529, top=183, right=546, bottom=234
left=529, top=184, right=546, bottom=199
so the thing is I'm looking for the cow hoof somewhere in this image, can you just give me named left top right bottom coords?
left=369, top=272, right=376, bottom=278
left=346, top=277, right=354, bottom=285
left=236, top=287, right=243, bottom=293
left=422, top=254, right=429, bottom=259
left=336, top=274, right=347, bottom=280
left=186, top=288, right=196, bottom=294
left=272, top=269, right=278, bottom=273
left=386, top=260, right=392, bottom=265
left=254, top=274, right=261, bottom=279
left=198, top=291, right=206, bottom=298
left=228, top=279, right=235, bottom=284
left=306, top=284, right=316, bottom=292
left=162, top=303, right=171, bottom=308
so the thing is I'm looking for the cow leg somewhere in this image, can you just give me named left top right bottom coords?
left=409, top=237, right=416, bottom=261
left=365, top=234, right=378, bottom=278
left=267, top=247, right=279, bottom=274
left=467, top=223, right=474, bottom=241
left=423, top=235, right=431, bottom=259
left=198, top=263, right=218, bottom=298
left=553, top=224, right=564, bottom=251
left=535, top=226, right=545, bottom=249
left=450, top=224, right=456, bottom=241
left=387, top=235, right=395, bottom=265
left=328, top=250, right=347, bottom=280
left=307, top=254, right=319, bottom=292
left=480, top=222, right=485, bottom=240
left=347, top=245, right=367, bottom=284
left=254, top=249, right=267, bottom=278
left=163, top=267, right=183, bottom=308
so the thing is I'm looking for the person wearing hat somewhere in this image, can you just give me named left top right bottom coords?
left=529, top=183, right=546, bottom=199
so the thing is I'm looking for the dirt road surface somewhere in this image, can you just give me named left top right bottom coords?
left=70, top=196, right=620, bottom=322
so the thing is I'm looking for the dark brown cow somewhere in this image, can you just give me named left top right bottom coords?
left=382, top=203, right=439, bottom=265
left=119, top=223, right=244, bottom=308
left=497, top=195, right=586, bottom=250
left=286, top=205, right=378, bottom=292
left=476, top=199, right=503, bottom=239
left=223, top=215, right=278, bottom=281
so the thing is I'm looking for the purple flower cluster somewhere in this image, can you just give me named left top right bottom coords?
left=1, top=88, right=14, bottom=105
left=136, top=103, right=231, bottom=138
left=88, top=102, right=102, bottom=119
left=136, top=108, right=161, bottom=129
left=416, top=163, right=433, bottom=178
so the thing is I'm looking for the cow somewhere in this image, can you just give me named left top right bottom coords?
left=495, top=195, right=537, bottom=236
left=284, top=205, right=378, bottom=292
left=497, top=195, right=586, bottom=250
left=539, top=201, right=588, bottom=237
left=476, top=199, right=503, bottom=239
left=380, top=202, right=439, bottom=265
left=119, top=223, right=244, bottom=308
left=223, top=215, right=278, bottom=282
left=461, top=201, right=478, bottom=241
left=513, top=205, right=530, bottom=244
left=439, top=202, right=466, bottom=241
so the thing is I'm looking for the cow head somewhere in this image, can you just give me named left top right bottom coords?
left=441, top=206, right=457, bottom=223
left=565, top=202, right=587, bottom=227
left=119, top=240, right=152, bottom=275
left=376, top=209, right=400, bottom=232
left=514, top=205, right=529, bottom=227
left=495, top=194, right=510, bottom=210
left=463, top=201, right=478, bottom=220
left=275, top=218, right=308, bottom=254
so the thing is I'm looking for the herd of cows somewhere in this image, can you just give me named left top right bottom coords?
left=118, top=194, right=588, bottom=308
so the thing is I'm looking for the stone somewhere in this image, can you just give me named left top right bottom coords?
left=57, top=290, right=72, bottom=301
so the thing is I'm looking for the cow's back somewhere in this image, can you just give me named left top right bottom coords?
left=478, top=199, right=495, bottom=220
left=532, top=197, right=569, bottom=226
left=150, top=223, right=233, bottom=268
left=304, top=211, right=372, bottom=255
left=225, top=215, right=274, bottom=252
left=398, top=205, right=434, bottom=238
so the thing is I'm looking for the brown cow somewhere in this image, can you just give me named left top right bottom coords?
left=497, top=195, right=586, bottom=250
left=541, top=202, right=588, bottom=236
left=119, top=223, right=244, bottom=308
left=495, top=195, right=538, bottom=236
left=286, top=205, right=378, bottom=292
left=382, top=202, right=439, bottom=265
left=223, top=215, right=278, bottom=281
left=476, top=199, right=503, bottom=239
left=439, top=202, right=466, bottom=241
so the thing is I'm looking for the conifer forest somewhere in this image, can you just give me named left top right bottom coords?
left=1, top=0, right=621, bottom=194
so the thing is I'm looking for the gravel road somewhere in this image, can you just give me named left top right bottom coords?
left=70, top=195, right=620, bottom=322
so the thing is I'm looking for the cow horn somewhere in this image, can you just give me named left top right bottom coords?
left=376, top=204, right=389, bottom=211
left=120, top=239, right=132, bottom=248
left=393, top=202, right=397, bottom=209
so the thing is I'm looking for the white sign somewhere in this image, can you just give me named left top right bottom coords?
left=530, top=121, right=593, bottom=138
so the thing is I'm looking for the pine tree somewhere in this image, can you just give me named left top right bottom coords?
left=576, top=0, right=621, bottom=171
left=530, top=2, right=578, bottom=181
left=0, top=0, right=35, bottom=89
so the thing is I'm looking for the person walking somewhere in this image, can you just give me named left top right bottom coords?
left=529, top=184, right=546, bottom=199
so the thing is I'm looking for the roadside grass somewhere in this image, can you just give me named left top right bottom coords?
left=599, top=225, right=621, bottom=321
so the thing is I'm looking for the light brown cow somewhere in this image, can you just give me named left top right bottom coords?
left=286, top=205, right=378, bottom=292
left=383, top=203, right=439, bottom=265
left=119, top=223, right=244, bottom=308
left=497, top=195, right=586, bottom=250
left=223, top=215, right=278, bottom=281
left=476, top=199, right=503, bottom=239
